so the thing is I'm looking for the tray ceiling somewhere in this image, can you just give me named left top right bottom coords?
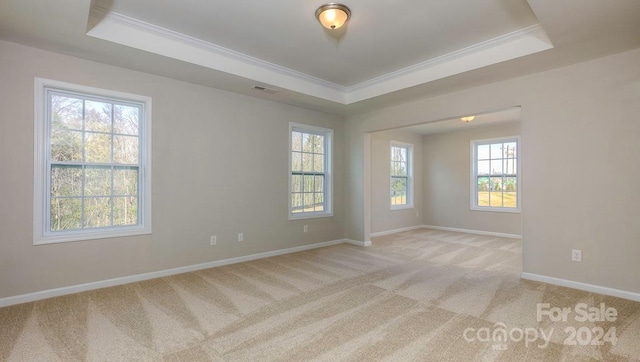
left=1, top=0, right=639, bottom=115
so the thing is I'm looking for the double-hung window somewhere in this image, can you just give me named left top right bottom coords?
left=471, top=136, right=520, bottom=212
left=390, top=141, right=413, bottom=209
left=34, top=78, right=152, bottom=244
left=289, top=123, right=332, bottom=219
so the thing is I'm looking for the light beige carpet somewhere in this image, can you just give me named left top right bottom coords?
left=1, top=228, right=639, bottom=361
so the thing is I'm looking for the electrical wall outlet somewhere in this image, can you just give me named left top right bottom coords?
left=303, top=225, right=308, bottom=233
left=238, top=232, right=244, bottom=242
left=571, top=249, right=582, bottom=262
left=210, top=235, right=217, bottom=246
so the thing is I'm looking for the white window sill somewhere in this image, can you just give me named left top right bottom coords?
left=289, top=212, right=333, bottom=221
left=34, top=226, right=151, bottom=245
left=470, top=206, right=521, bottom=214
left=391, top=204, right=414, bottom=211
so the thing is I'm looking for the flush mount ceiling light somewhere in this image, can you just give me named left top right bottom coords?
left=461, top=116, right=475, bottom=122
left=315, top=3, right=351, bottom=30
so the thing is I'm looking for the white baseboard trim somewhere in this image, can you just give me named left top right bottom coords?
left=421, top=225, right=522, bottom=240
left=0, top=239, right=346, bottom=308
left=521, top=272, right=640, bottom=302
left=344, top=239, right=372, bottom=247
left=370, top=225, right=424, bottom=238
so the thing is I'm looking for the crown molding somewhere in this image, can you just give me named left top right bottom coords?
left=87, top=7, right=553, bottom=105
left=87, top=7, right=347, bottom=103
left=345, top=24, right=553, bottom=103
left=349, top=24, right=547, bottom=92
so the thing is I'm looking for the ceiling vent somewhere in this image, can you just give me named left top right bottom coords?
left=252, top=85, right=278, bottom=94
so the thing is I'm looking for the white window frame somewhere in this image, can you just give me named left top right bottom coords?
left=288, top=122, right=333, bottom=220
left=470, top=136, right=521, bottom=213
left=34, top=78, right=152, bottom=245
left=390, top=141, right=414, bottom=210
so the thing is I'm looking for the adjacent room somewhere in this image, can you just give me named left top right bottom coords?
left=1, top=0, right=639, bottom=360
left=369, top=108, right=522, bottom=238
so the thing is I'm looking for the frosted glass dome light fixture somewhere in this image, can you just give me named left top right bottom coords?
left=461, top=116, right=475, bottom=123
left=316, top=3, right=351, bottom=30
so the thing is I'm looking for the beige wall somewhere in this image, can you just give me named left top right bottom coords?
left=346, top=47, right=640, bottom=293
left=370, top=129, right=423, bottom=234
left=422, top=123, right=521, bottom=235
left=2, top=38, right=640, bottom=299
left=0, top=40, right=344, bottom=299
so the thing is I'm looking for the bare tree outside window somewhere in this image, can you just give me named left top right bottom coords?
left=48, top=91, right=141, bottom=231
left=289, top=123, right=332, bottom=219
left=390, top=142, right=413, bottom=208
